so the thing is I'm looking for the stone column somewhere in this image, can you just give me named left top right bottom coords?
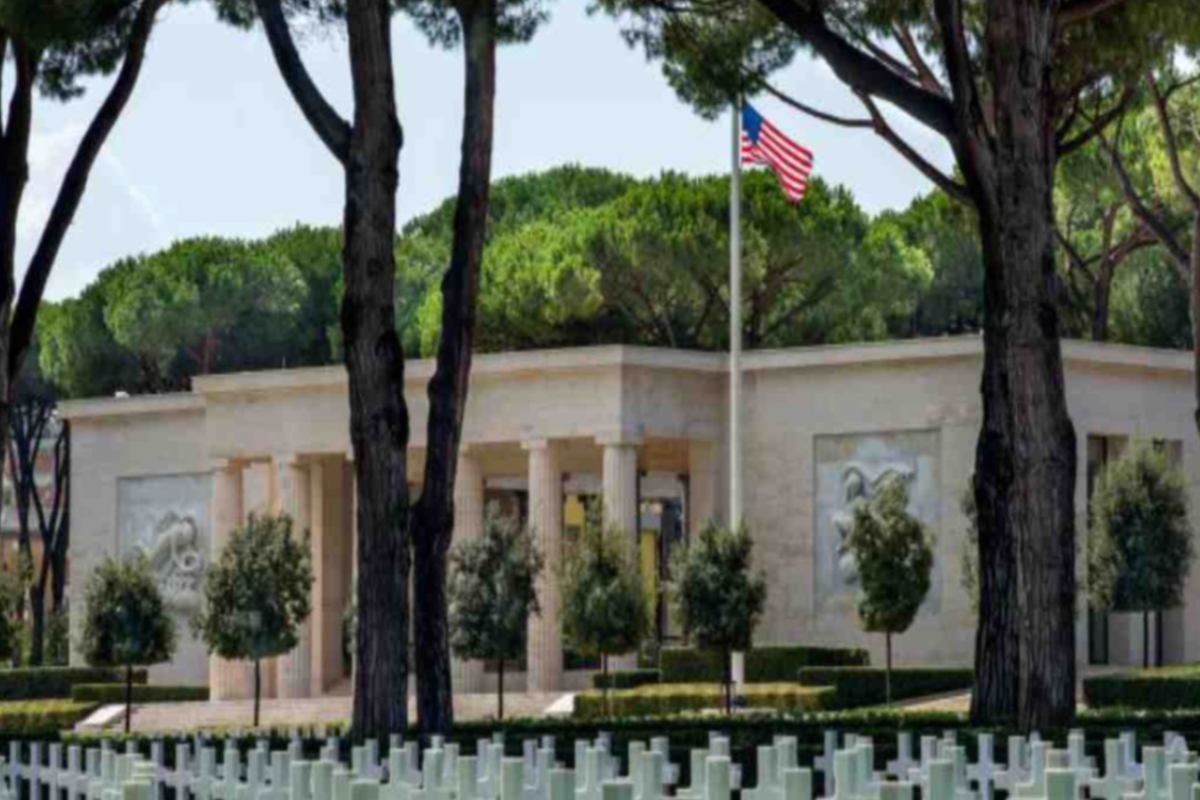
left=688, top=441, right=716, bottom=539
left=452, top=451, right=486, bottom=694
left=209, top=460, right=252, bottom=700
left=274, top=455, right=314, bottom=699
left=601, top=437, right=641, bottom=671
left=525, top=440, right=563, bottom=693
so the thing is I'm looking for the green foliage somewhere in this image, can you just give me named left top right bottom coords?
left=0, top=667, right=145, bottom=701
left=1088, top=439, right=1194, bottom=614
left=192, top=514, right=313, bottom=663
left=79, top=556, right=175, bottom=671
left=798, top=668, right=973, bottom=710
left=1083, top=666, right=1200, bottom=710
left=672, top=522, right=767, bottom=656
left=592, top=669, right=661, bottom=691
left=45, top=609, right=71, bottom=667
left=448, top=504, right=543, bottom=664
left=1109, top=251, right=1193, bottom=349
left=70, top=684, right=209, bottom=704
left=103, top=237, right=307, bottom=384
left=0, top=570, right=23, bottom=665
left=0, top=700, right=97, bottom=740
left=561, top=508, right=649, bottom=662
left=960, top=484, right=980, bottom=616
left=573, top=683, right=833, bottom=720
left=846, top=479, right=934, bottom=636
left=660, top=645, right=868, bottom=683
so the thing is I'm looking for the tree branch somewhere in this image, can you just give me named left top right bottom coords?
left=1100, top=125, right=1191, bottom=271
left=8, top=0, right=166, bottom=383
left=253, top=0, right=351, bottom=165
left=1147, top=72, right=1200, bottom=212
left=893, top=24, right=948, bottom=97
left=752, top=0, right=957, bottom=138
left=1057, top=85, right=1133, bottom=159
left=1058, top=0, right=1130, bottom=28
left=762, top=82, right=872, bottom=128
left=857, top=91, right=971, bottom=203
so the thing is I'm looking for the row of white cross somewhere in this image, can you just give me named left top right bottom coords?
left=0, top=729, right=1194, bottom=800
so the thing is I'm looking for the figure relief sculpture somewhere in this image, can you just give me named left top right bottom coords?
left=135, top=511, right=205, bottom=610
left=830, top=462, right=915, bottom=586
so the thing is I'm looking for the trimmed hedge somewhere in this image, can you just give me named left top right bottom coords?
left=593, top=669, right=661, bottom=691
left=661, top=646, right=869, bottom=684
left=0, top=701, right=97, bottom=740
left=574, top=682, right=834, bottom=719
left=1084, top=667, right=1200, bottom=710
left=798, top=667, right=973, bottom=709
left=0, top=667, right=148, bottom=701
left=70, top=684, right=210, bottom=704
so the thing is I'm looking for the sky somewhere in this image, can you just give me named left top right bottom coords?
left=21, top=1, right=954, bottom=303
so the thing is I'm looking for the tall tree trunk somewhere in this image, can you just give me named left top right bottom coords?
left=885, top=632, right=892, bottom=707
left=1091, top=265, right=1112, bottom=343
left=497, top=658, right=504, bottom=721
left=124, top=663, right=134, bottom=734
left=1142, top=610, right=1150, bottom=670
left=28, top=583, right=44, bottom=667
left=1190, top=214, right=1200, bottom=437
left=969, top=0, right=1077, bottom=731
left=344, top=0, right=410, bottom=743
left=411, top=0, right=498, bottom=737
left=254, top=658, right=262, bottom=728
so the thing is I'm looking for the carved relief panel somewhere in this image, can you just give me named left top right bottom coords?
left=118, top=474, right=212, bottom=612
left=814, top=430, right=941, bottom=608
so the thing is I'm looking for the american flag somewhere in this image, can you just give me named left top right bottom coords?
left=740, top=102, right=814, bottom=203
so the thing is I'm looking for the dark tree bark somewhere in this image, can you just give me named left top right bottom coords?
left=254, top=657, right=262, bottom=728
left=497, top=658, right=505, bottom=720
left=885, top=632, right=892, bottom=707
left=410, top=0, right=498, bottom=736
left=342, top=0, right=411, bottom=742
left=124, top=663, right=134, bottom=734
left=965, top=0, right=1078, bottom=729
left=750, top=0, right=1083, bottom=731
left=254, top=0, right=410, bottom=741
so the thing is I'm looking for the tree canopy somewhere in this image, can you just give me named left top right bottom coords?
left=1089, top=440, right=1194, bottom=616
left=38, top=161, right=1196, bottom=402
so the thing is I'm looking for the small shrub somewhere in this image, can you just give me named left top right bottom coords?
left=573, top=682, right=833, bottom=719
left=70, top=684, right=209, bottom=704
left=0, top=667, right=147, bottom=701
left=0, top=700, right=97, bottom=739
left=661, top=646, right=868, bottom=683
left=798, top=667, right=973, bottom=709
left=592, top=669, right=661, bottom=690
left=1084, top=666, right=1200, bottom=710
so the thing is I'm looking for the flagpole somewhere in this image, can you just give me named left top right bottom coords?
left=729, top=95, right=746, bottom=693
left=730, top=96, right=743, bottom=529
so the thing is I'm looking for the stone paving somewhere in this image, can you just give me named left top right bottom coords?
left=82, top=693, right=573, bottom=734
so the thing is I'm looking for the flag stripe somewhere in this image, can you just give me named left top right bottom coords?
left=740, top=103, right=813, bottom=204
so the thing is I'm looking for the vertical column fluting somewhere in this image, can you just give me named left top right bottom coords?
left=524, top=440, right=563, bottom=693
left=452, top=451, right=486, bottom=694
left=274, top=455, right=313, bottom=699
left=601, top=437, right=641, bottom=671
left=209, top=460, right=252, bottom=700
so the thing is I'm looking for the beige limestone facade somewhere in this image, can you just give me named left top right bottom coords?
left=62, top=337, right=1200, bottom=696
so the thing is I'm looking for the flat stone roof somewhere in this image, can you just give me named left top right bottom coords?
left=60, top=335, right=1194, bottom=421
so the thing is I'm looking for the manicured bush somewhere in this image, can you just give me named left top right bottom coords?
left=661, top=646, right=869, bottom=683
left=0, top=700, right=97, bottom=739
left=573, top=682, right=834, bottom=719
left=70, top=684, right=210, bottom=704
left=0, top=667, right=147, bottom=701
left=798, top=667, right=973, bottom=709
left=1084, top=666, right=1200, bottom=710
left=592, top=669, right=661, bottom=690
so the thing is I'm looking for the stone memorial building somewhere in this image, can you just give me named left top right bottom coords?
left=63, top=336, right=1200, bottom=699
